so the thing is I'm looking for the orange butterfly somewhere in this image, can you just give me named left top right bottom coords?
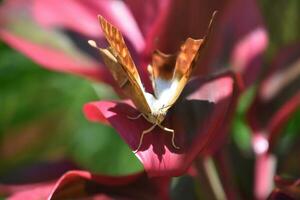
left=89, top=13, right=216, bottom=151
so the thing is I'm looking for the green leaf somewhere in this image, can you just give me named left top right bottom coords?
left=0, top=43, right=142, bottom=176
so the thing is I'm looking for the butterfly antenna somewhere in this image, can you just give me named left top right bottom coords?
left=203, top=11, right=218, bottom=41
left=88, top=40, right=100, bottom=50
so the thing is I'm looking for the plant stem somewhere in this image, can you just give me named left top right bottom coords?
left=196, top=157, right=227, bottom=200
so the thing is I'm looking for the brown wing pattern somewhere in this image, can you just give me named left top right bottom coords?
left=98, top=15, right=151, bottom=114
left=148, top=50, right=177, bottom=96
left=150, top=38, right=203, bottom=81
left=165, top=38, right=204, bottom=106
left=165, top=11, right=217, bottom=107
left=174, top=38, right=203, bottom=79
left=148, top=37, right=204, bottom=105
left=151, top=50, right=176, bottom=80
left=150, top=11, right=216, bottom=81
left=150, top=11, right=217, bottom=104
left=99, top=15, right=142, bottom=85
left=97, top=12, right=216, bottom=114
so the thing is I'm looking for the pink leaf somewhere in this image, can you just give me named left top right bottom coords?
left=124, top=0, right=170, bottom=39
left=0, top=0, right=144, bottom=83
left=2, top=170, right=169, bottom=200
left=231, top=28, right=268, bottom=75
left=143, top=0, right=224, bottom=56
left=247, top=43, right=300, bottom=149
left=32, top=0, right=145, bottom=52
left=4, top=183, right=54, bottom=200
left=199, top=0, right=268, bottom=88
left=0, top=30, right=110, bottom=82
left=83, top=71, right=238, bottom=177
left=268, top=176, right=300, bottom=200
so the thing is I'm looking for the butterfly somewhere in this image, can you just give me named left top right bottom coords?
left=89, top=12, right=216, bottom=152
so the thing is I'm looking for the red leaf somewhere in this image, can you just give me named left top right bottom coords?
left=2, top=170, right=169, bottom=200
left=83, top=71, right=238, bottom=176
left=124, top=0, right=170, bottom=39
left=140, top=0, right=267, bottom=88
left=0, top=0, right=144, bottom=83
left=199, top=0, right=268, bottom=88
left=143, top=0, right=226, bottom=55
left=268, top=176, right=300, bottom=200
left=3, top=183, right=54, bottom=200
left=0, top=29, right=110, bottom=82
left=247, top=43, right=300, bottom=150
left=32, top=0, right=145, bottom=52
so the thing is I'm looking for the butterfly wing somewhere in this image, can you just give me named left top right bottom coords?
left=148, top=38, right=204, bottom=107
left=98, top=16, right=152, bottom=115
left=149, top=12, right=216, bottom=110
left=167, top=37, right=205, bottom=106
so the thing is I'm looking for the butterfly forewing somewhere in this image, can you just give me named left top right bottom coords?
left=166, top=38, right=204, bottom=106
left=99, top=16, right=142, bottom=85
left=149, top=11, right=217, bottom=109
left=98, top=16, right=152, bottom=115
left=149, top=38, right=205, bottom=109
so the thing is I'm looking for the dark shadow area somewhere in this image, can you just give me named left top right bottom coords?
left=107, top=97, right=215, bottom=162
left=53, top=172, right=159, bottom=200
left=63, top=29, right=103, bottom=62
left=170, top=175, right=198, bottom=200
left=104, top=72, right=235, bottom=164
left=0, top=160, right=78, bottom=184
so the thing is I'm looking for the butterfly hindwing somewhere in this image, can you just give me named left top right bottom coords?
left=148, top=37, right=205, bottom=108
left=149, top=12, right=216, bottom=109
left=151, top=50, right=176, bottom=80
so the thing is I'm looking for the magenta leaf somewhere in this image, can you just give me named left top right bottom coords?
left=32, top=0, right=145, bottom=52
left=1, top=183, right=54, bottom=200
left=247, top=43, right=300, bottom=150
left=199, top=0, right=268, bottom=88
left=0, top=0, right=144, bottom=84
left=140, top=0, right=267, bottom=88
left=248, top=43, right=300, bottom=199
left=84, top=71, right=238, bottom=177
left=143, top=0, right=225, bottom=55
left=268, top=176, right=300, bottom=200
left=1, top=170, right=170, bottom=200
left=0, top=0, right=111, bottom=82
left=1, top=0, right=267, bottom=90
left=0, top=160, right=77, bottom=185
left=0, top=29, right=110, bottom=82
left=124, top=0, right=170, bottom=39
left=49, top=170, right=168, bottom=200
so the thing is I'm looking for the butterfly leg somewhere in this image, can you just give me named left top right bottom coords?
left=134, top=124, right=157, bottom=153
left=158, top=124, right=180, bottom=149
left=127, top=113, right=143, bottom=120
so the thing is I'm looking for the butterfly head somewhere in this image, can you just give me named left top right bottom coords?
left=145, top=103, right=170, bottom=125
left=145, top=111, right=165, bottom=125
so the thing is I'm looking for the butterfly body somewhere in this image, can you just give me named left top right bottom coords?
left=89, top=13, right=215, bottom=151
left=143, top=79, right=179, bottom=124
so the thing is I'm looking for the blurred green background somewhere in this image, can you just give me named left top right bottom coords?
left=0, top=41, right=142, bottom=177
left=0, top=0, right=299, bottom=180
